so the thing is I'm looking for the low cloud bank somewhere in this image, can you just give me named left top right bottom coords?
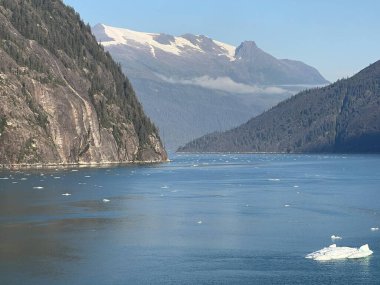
left=157, top=74, right=287, bottom=95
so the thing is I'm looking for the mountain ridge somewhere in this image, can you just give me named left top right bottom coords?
left=92, top=23, right=329, bottom=150
left=178, top=61, right=380, bottom=153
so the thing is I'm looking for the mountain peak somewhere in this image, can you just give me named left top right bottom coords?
left=235, top=41, right=261, bottom=59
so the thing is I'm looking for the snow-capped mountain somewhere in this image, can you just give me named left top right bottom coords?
left=92, top=24, right=328, bottom=150
left=93, top=24, right=235, bottom=60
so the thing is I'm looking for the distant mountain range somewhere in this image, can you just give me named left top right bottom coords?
left=92, top=24, right=328, bottom=150
left=178, top=60, right=380, bottom=153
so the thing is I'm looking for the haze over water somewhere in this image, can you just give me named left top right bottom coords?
left=0, top=154, right=379, bottom=284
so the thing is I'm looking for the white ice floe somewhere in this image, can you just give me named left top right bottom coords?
left=284, top=204, right=290, bottom=207
left=306, top=244, right=373, bottom=261
left=102, top=199, right=110, bottom=203
left=331, top=235, right=342, bottom=240
left=371, top=227, right=379, bottom=231
left=0, top=177, right=9, bottom=180
left=268, top=178, right=280, bottom=181
left=62, top=193, right=71, bottom=196
left=33, top=186, right=44, bottom=189
left=197, top=220, right=203, bottom=224
left=54, top=177, right=61, bottom=179
left=71, top=169, right=78, bottom=172
left=84, top=175, right=91, bottom=178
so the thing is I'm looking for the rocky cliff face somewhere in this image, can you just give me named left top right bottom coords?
left=0, top=0, right=167, bottom=167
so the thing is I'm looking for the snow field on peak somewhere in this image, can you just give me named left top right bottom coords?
left=99, top=24, right=236, bottom=60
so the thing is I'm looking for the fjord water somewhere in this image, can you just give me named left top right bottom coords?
left=0, top=154, right=379, bottom=284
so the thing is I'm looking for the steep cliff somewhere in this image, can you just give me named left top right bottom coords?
left=0, top=0, right=167, bottom=167
left=178, top=61, right=380, bottom=153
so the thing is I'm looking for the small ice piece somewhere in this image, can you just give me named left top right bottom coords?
left=161, top=185, right=169, bottom=189
left=20, top=178, right=27, bottom=181
left=12, top=182, right=18, bottom=184
left=284, top=204, right=290, bottom=207
left=197, top=220, right=202, bottom=224
left=54, top=177, right=61, bottom=179
left=306, top=244, right=373, bottom=261
left=269, top=178, right=280, bottom=181
left=33, top=186, right=44, bottom=189
left=71, top=169, right=78, bottom=172
left=0, top=177, right=9, bottom=180
left=371, top=227, right=379, bottom=231
left=102, top=199, right=110, bottom=203
left=293, top=185, right=299, bottom=188
left=331, top=235, right=342, bottom=240
left=84, top=175, right=91, bottom=178
left=62, top=193, right=71, bottom=196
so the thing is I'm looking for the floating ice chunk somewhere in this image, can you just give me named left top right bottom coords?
left=161, top=185, right=169, bottom=189
left=269, top=178, right=280, bottom=181
left=371, top=227, right=379, bottom=231
left=293, top=185, right=299, bottom=188
left=71, top=169, right=78, bottom=172
left=62, top=193, right=71, bottom=196
left=0, top=177, right=9, bottom=180
left=102, top=199, right=110, bottom=203
left=306, top=244, right=373, bottom=261
left=331, top=235, right=342, bottom=240
left=197, top=220, right=203, bottom=224
left=84, top=175, right=91, bottom=178
left=284, top=204, right=290, bottom=207
left=33, top=186, right=44, bottom=189
left=20, top=178, right=27, bottom=181
left=54, top=177, right=61, bottom=179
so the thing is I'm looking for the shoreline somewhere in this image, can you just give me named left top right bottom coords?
left=0, top=158, right=170, bottom=170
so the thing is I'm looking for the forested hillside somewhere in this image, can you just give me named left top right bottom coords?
left=0, top=0, right=167, bottom=166
left=179, top=61, right=380, bottom=153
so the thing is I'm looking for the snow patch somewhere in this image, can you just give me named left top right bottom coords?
left=99, top=24, right=203, bottom=56
left=213, top=39, right=236, bottom=61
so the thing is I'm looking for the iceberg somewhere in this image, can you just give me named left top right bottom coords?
left=306, top=244, right=373, bottom=261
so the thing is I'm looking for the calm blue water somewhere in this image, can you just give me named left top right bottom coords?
left=0, top=154, right=379, bottom=284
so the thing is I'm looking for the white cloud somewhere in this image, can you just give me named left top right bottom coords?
left=156, top=74, right=287, bottom=94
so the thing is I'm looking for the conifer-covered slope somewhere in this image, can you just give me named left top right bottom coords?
left=0, top=0, right=167, bottom=166
left=179, top=61, right=380, bottom=153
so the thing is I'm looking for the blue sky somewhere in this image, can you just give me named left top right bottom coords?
left=63, top=0, right=380, bottom=82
